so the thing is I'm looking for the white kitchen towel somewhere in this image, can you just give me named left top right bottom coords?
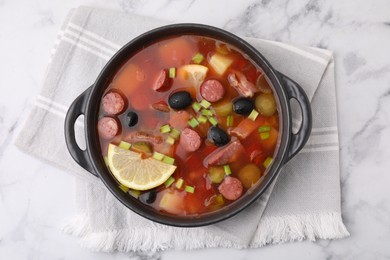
left=15, top=6, right=349, bottom=256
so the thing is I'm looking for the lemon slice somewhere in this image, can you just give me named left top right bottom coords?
left=107, top=144, right=176, bottom=190
left=179, top=64, right=208, bottom=88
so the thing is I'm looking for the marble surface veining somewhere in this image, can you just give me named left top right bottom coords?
left=1, top=0, right=390, bottom=259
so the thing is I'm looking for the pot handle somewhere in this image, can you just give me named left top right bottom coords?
left=278, top=73, right=312, bottom=162
left=64, top=87, right=97, bottom=176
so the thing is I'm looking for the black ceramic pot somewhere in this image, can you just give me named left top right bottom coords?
left=65, top=24, right=312, bottom=227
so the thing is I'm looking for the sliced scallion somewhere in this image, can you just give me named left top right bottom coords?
left=185, top=185, right=195, bottom=193
left=152, top=152, right=165, bottom=161
left=223, top=164, right=232, bottom=175
left=162, top=155, right=175, bottom=165
left=166, top=136, right=175, bottom=145
left=263, top=157, right=273, bottom=168
left=248, top=109, right=259, bottom=121
left=201, top=109, right=213, bottom=117
left=188, top=117, right=199, bottom=128
left=119, top=184, right=129, bottom=193
left=208, top=117, right=218, bottom=126
left=200, top=99, right=211, bottom=109
left=169, top=67, right=176, bottom=78
left=129, top=189, right=141, bottom=199
left=197, top=115, right=208, bottom=123
left=192, top=52, right=204, bottom=64
left=160, top=124, right=171, bottom=134
left=175, top=178, right=184, bottom=189
left=258, top=126, right=271, bottom=133
left=119, top=141, right=131, bottom=150
left=260, top=132, right=270, bottom=140
left=169, top=128, right=181, bottom=140
left=192, top=102, right=202, bottom=112
left=164, top=176, right=175, bottom=187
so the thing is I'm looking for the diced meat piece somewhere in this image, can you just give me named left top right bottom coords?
left=153, top=70, right=169, bottom=91
left=227, top=71, right=258, bottom=97
left=203, top=140, right=245, bottom=166
left=180, top=128, right=202, bottom=152
left=125, top=132, right=163, bottom=144
left=169, top=110, right=191, bottom=130
left=218, top=177, right=243, bottom=201
left=230, top=118, right=264, bottom=139
left=152, top=101, right=170, bottom=112
left=200, top=79, right=225, bottom=102
left=102, top=92, right=125, bottom=115
left=97, top=117, right=119, bottom=139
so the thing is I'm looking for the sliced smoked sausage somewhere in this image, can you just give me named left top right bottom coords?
left=102, top=92, right=125, bottom=115
left=200, top=79, right=225, bottom=102
left=98, top=117, right=119, bottom=139
left=180, top=128, right=202, bottom=152
left=153, top=70, right=169, bottom=91
left=218, top=176, right=243, bottom=201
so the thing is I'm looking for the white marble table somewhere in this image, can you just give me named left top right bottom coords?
left=1, top=0, right=389, bottom=259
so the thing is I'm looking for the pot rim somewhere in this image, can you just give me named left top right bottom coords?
left=84, top=23, right=291, bottom=227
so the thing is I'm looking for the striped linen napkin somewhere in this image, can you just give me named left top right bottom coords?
left=15, top=6, right=349, bottom=255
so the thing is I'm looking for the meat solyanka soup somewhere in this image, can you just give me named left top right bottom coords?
left=97, top=35, right=279, bottom=216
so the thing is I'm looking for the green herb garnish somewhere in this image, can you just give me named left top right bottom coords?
left=185, top=185, right=195, bottom=193
left=192, top=52, right=204, bottom=64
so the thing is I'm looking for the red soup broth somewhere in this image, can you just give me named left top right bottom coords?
left=97, top=35, right=279, bottom=216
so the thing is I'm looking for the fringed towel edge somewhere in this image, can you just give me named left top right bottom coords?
left=251, top=212, right=350, bottom=247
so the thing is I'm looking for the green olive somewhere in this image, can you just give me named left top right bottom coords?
left=209, top=166, right=225, bottom=183
left=255, top=93, right=276, bottom=116
left=238, top=163, right=261, bottom=189
left=213, top=101, right=233, bottom=116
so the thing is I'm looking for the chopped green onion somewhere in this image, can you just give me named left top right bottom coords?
left=258, top=126, right=271, bottom=133
left=119, top=184, right=129, bottom=193
left=200, top=99, right=211, bottom=109
left=119, top=141, right=131, bottom=150
left=188, top=117, right=199, bottom=128
left=160, top=124, right=171, bottom=133
left=192, top=52, right=204, bottom=64
left=162, top=155, right=175, bottom=165
left=129, top=189, right=141, bottom=198
left=215, top=194, right=224, bottom=204
left=208, top=117, right=218, bottom=126
left=169, top=67, right=176, bottom=78
left=260, top=132, right=270, bottom=140
left=197, top=115, right=208, bottom=123
left=248, top=109, right=259, bottom=121
left=175, top=178, right=184, bottom=189
left=152, top=152, right=165, bottom=161
left=164, top=176, right=175, bottom=187
left=166, top=136, right=175, bottom=145
left=223, top=165, right=232, bottom=175
left=104, top=156, right=109, bottom=166
left=263, top=157, right=273, bottom=168
left=192, top=102, right=202, bottom=112
left=185, top=185, right=195, bottom=193
left=169, top=128, right=181, bottom=140
left=201, top=109, right=213, bottom=117
left=226, top=115, right=233, bottom=127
